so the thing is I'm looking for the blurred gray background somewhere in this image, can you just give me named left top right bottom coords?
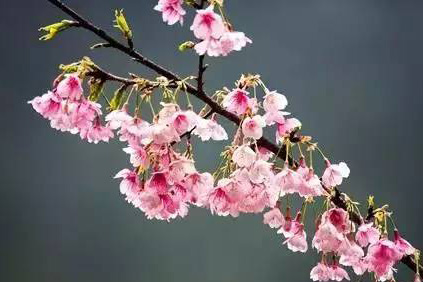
left=1, top=0, right=423, bottom=281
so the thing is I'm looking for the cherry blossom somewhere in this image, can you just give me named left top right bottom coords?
left=274, top=163, right=302, bottom=196
left=219, top=30, right=252, bottom=56
left=394, top=229, right=415, bottom=256
left=329, top=264, right=350, bottom=281
left=123, top=144, right=149, bottom=169
left=105, top=107, right=132, bottom=130
left=322, top=161, right=350, bottom=188
left=232, top=145, right=256, bottom=168
left=263, top=90, right=288, bottom=113
left=115, top=168, right=141, bottom=197
left=242, top=115, right=266, bottom=140
left=366, top=239, right=403, bottom=281
left=28, top=91, right=62, bottom=119
left=222, top=88, right=252, bottom=116
left=154, top=0, right=186, bottom=25
left=79, top=117, right=114, bottom=143
left=310, top=263, right=331, bottom=282
left=355, top=223, right=380, bottom=247
left=192, top=115, right=228, bottom=141
left=56, top=73, right=83, bottom=101
left=263, top=207, right=284, bottom=229
left=190, top=6, right=225, bottom=40
left=248, top=159, right=273, bottom=184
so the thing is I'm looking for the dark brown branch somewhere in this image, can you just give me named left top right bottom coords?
left=197, top=55, right=206, bottom=94
left=45, top=0, right=422, bottom=274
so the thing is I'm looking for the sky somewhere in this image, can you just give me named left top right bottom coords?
left=1, top=1, right=422, bottom=281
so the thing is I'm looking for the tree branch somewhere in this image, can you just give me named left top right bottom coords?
left=45, top=0, right=421, bottom=274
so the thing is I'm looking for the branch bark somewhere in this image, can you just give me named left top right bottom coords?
left=45, top=0, right=422, bottom=275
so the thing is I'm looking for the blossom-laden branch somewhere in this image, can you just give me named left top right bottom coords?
left=31, top=0, right=422, bottom=281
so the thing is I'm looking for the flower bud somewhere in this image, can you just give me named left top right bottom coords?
left=178, top=41, right=195, bottom=52
left=114, top=9, right=132, bottom=40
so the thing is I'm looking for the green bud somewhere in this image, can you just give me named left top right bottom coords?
left=114, top=9, right=132, bottom=40
left=178, top=41, right=195, bottom=52
left=109, top=85, right=127, bottom=111
left=39, top=20, right=76, bottom=41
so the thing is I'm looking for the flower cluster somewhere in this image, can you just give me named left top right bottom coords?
left=112, top=103, right=229, bottom=220
left=28, top=74, right=113, bottom=143
left=155, top=1, right=251, bottom=56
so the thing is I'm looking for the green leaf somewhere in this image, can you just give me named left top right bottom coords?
left=39, top=20, right=76, bottom=41
left=109, top=85, right=127, bottom=110
left=88, top=78, right=105, bottom=102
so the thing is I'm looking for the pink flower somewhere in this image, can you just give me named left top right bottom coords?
left=158, top=103, right=180, bottom=124
left=355, top=223, right=380, bottom=247
left=338, top=237, right=365, bottom=272
left=274, top=163, right=302, bottom=196
left=171, top=110, right=198, bottom=135
left=264, top=110, right=290, bottom=126
left=312, top=221, right=344, bottom=253
left=276, top=118, right=301, bottom=141
left=190, top=6, right=225, bottom=40
left=366, top=239, right=402, bottom=281
left=70, top=99, right=102, bottom=131
left=115, top=168, right=141, bottom=196
left=139, top=189, right=189, bottom=221
left=248, top=159, right=273, bottom=184
left=135, top=171, right=192, bottom=221
left=277, top=213, right=302, bottom=237
left=147, top=172, right=169, bottom=195
left=329, top=264, right=350, bottom=281
left=194, top=38, right=223, bottom=57
left=322, top=160, right=350, bottom=188
left=415, top=274, right=422, bottom=282
left=238, top=183, right=269, bottom=213
left=218, top=31, right=252, bottom=56
left=394, top=229, right=415, bottom=256
left=207, top=178, right=238, bottom=217
left=123, top=144, right=149, bottom=169
left=322, top=208, right=351, bottom=234
left=283, top=226, right=308, bottom=253
left=55, top=73, right=83, bottom=101
left=232, top=145, right=256, bottom=168
left=151, top=123, right=180, bottom=144
left=310, top=263, right=331, bottom=282
left=154, top=0, right=186, bottom=25
left=118, top=117, right=151, bottom=145
left=296, top=163, right=324, bottom=197
left=242, top=115, right=266, bottom=139
left=263, top=207, right=284, bottom=228
left=28, top=91, right=62, bottom=119
left=49, top=105, right=75, bottom=133
left=168, top=159, right=197, bottom=183
left=263, top=91, right=288, bottom=113
left=222, top=88, right=252, bottom=116
left=105, top=107, right=132, bottom=130
left=193, top=115, right=228, bottom=141
left=183, top=172, right=214, bottom=206
left=80, top=117, right=114, bottom=143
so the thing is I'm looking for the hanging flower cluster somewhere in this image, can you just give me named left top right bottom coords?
left=155, top=1, right=251, bottom=56
left=33, top=0, right=421, bottom=281
left=28, top=74, right=113, bottom=143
